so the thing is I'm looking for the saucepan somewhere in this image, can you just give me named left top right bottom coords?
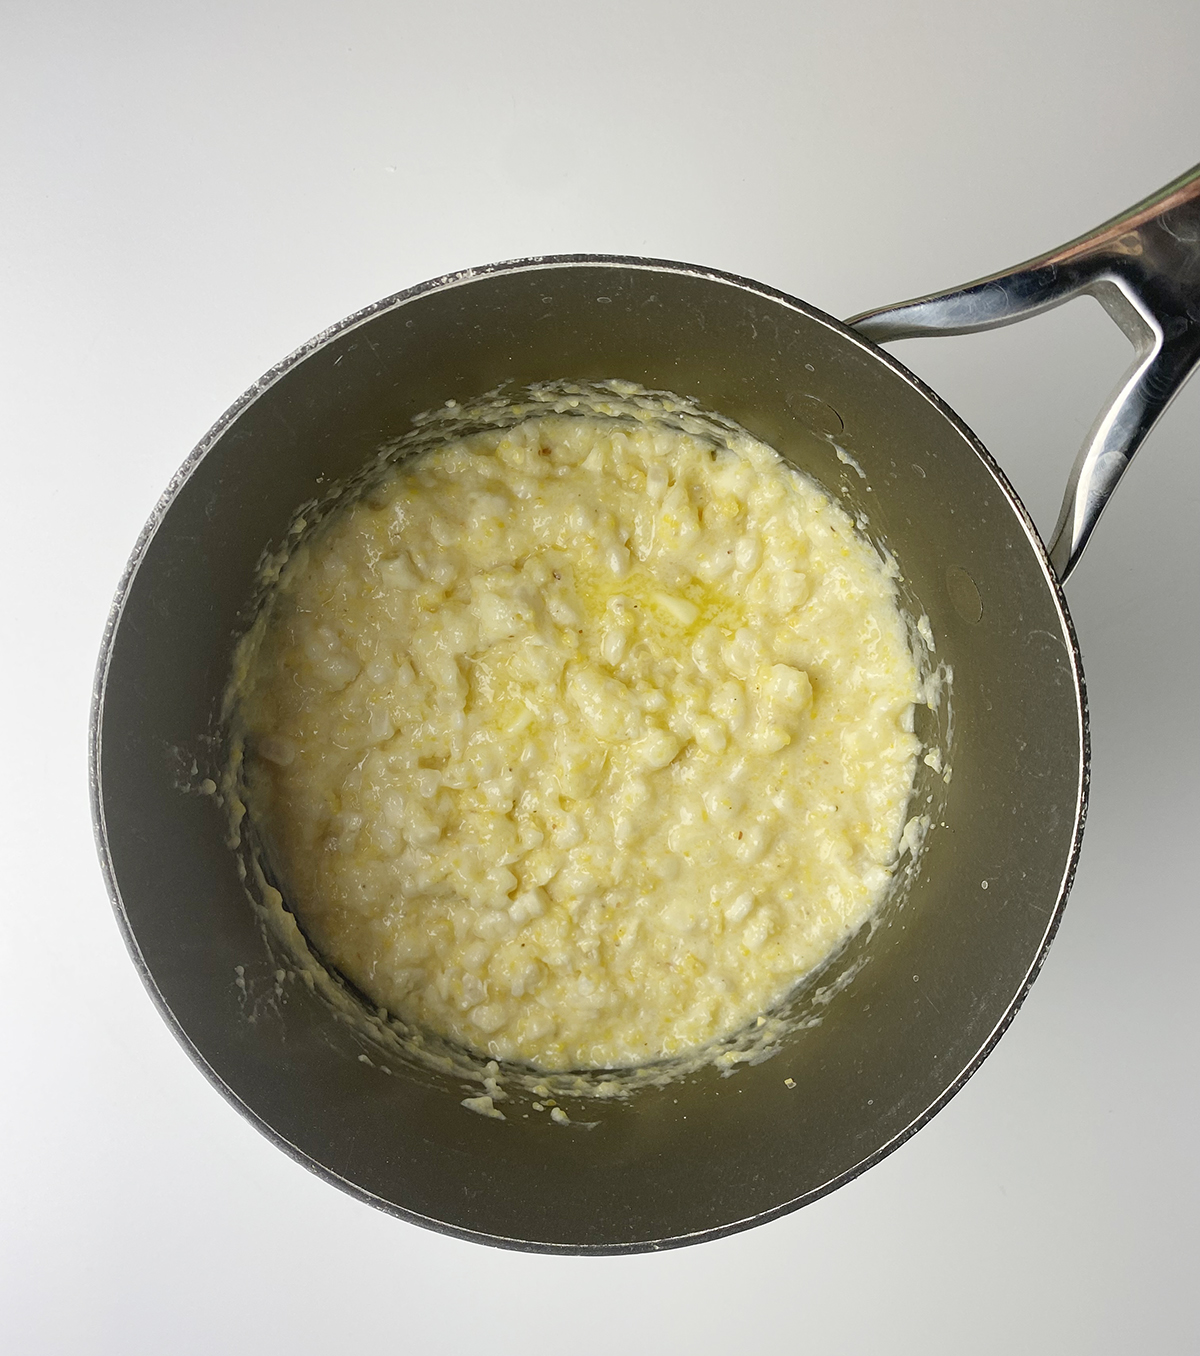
left=91, top=165, right=1200, bottom=1252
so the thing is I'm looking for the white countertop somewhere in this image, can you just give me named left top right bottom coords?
left=3, top=3, right=1197, bottom=1350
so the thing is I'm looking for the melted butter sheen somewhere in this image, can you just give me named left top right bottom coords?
left=234, top=415, right=920, bottom=1071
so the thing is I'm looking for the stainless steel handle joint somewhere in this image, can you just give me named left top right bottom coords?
left=850, top=165, right=1200, bottom=581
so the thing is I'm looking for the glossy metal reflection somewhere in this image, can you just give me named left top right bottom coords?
left=851, top=164, right=1200, bottom=580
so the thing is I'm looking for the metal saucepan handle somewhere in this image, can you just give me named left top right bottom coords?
left=849, top=164, right=1200, bottom=582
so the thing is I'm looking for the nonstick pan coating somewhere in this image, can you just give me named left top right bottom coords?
left=92, top=258, right=1085, bottom=1251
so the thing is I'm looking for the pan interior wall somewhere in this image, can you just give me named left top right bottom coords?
left=97, top=261, right=1085, bottom=1250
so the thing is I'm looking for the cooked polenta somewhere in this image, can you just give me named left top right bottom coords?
left=232, top=413, right=920, bottom=1071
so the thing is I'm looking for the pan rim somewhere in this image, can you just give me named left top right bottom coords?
left=89, top=253, right=1089, bottom=1253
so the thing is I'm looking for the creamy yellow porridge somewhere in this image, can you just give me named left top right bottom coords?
left=231, top=410, right=920, bottom=1072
